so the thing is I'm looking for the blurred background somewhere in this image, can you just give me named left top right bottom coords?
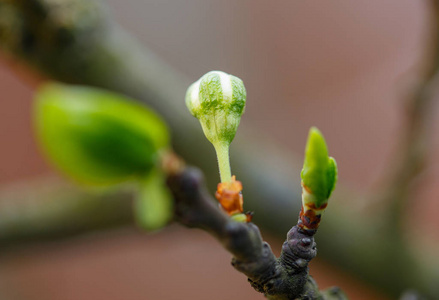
left=0, top=0, right=438, bottom=299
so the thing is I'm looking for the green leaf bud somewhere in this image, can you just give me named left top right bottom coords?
left=185, top=71, right=246, bottom=182
left=301, top=127, right=338, bottom=207
left=34, top=82, right=170, bottom=186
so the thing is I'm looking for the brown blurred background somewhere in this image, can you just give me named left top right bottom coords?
left=0, top=0, right=438, bottom=299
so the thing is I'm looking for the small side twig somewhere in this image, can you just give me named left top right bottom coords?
left=166, top=166, right=346, bottom=300
left=377, top=0, right=439, bottom=234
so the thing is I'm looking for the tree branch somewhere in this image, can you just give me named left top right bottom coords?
left=0, top=177, right=133, bottom=245
left=375, top=0, right=439, bottom=234
left=166, top=166, right=347, bottom=300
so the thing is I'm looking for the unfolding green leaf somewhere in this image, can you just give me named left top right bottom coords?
left=326, top=157, right=338, bottom=199
left=34, top=82, right=170, bottom=185
left=134, top=170, right=173, bottom=231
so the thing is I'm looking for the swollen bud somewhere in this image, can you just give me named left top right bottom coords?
left=186, top=71, right=246, bottom=146
left=185, top=71, right=246, bottom=182
left=299, top=127, right=337, bottom=231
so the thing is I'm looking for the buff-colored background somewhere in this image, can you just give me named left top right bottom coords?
left=0, top=1, right=437, bottom=299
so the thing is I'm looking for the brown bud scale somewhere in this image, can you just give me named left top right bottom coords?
left=215, top=176, right=244, bottom=216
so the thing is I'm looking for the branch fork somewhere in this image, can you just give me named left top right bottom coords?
left=166, top=166, right=345, bottom=300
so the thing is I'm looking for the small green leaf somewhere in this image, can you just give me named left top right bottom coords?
left=134, top=170, right=173, bottom=231
left=34, top=82, right=170, bottom=185
left=301, top=127, right=338, bottom=206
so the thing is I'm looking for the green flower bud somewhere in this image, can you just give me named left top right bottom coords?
left=35, top=82, right=170, bottom=186
left=185, top=71, right=246, bottom=182
left=301, top=127, right=338, bottom=208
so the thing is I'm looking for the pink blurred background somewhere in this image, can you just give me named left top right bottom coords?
left=0, top=0, right=438, bottom=299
